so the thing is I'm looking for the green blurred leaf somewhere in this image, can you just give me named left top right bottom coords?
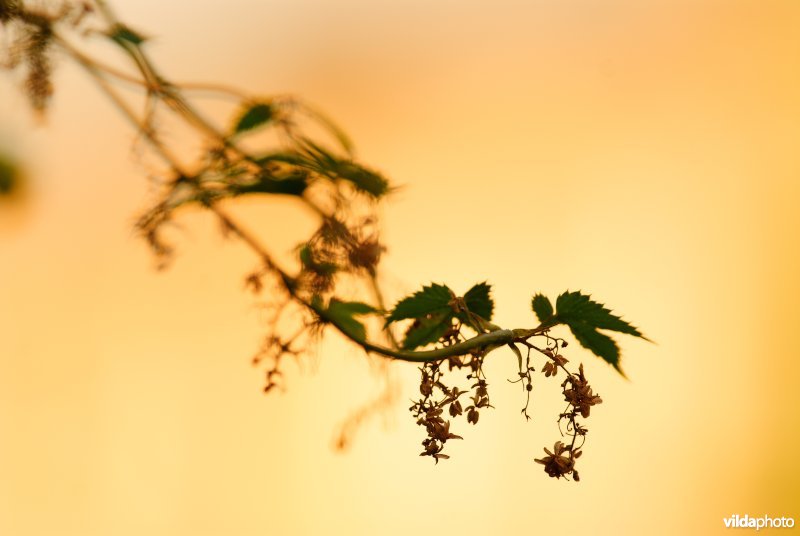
left=298, top=245, right=337, bottom=275
left=108, top=24, right=146, bottom=47
left=299, top=138, right=338, bottom=166
left=327, top=298, right=378, bottom=342
left=255, top=152, right=314, bottom=168
left=232, top=173, right=307, bottom=196
left=401, top=314, right=451, bottom=350
left=387, top=283, right=453, bottom=324
left=331, top=314, right=366, bottom=342
left=531, top=294, right=554, bottom=324
left=233, top=102, right=274, bottom=134
left=297, top=138, right=389, bottom=198
left=332, top=161, right=389, bottom=198
left=463, top=282, right=494, bottom=321
left=0, top=156, right=17, bottom=196
left=330, top=299, right=378, bottom=316
left=299, top=245, right=313, bottom=266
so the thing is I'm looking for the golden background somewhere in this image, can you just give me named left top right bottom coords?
left=1, top=1, right=798, bottom=534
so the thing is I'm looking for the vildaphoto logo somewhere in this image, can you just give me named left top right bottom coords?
left=724, top=514, right=795, bottom=530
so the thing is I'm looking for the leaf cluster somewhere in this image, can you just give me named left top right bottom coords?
left=228, top=102, right=389, bottom=199
left=386, top=282, right=494, bottom=350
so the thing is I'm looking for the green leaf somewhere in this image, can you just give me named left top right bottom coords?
left=556, top=291, right=645, bottom=339
left=332, top=161, right=389, bottom=198
left=297, top=138, right=388, bottom=198
left=299, top=245, right=313, bottom=266
left=463, top=282, right=494, bottom=321
left=233, top=102, right=274, bottom=134
left=326, top=299, right=378, bottom=342
left=255, top=152, right=314, bottom=167
left=531, top=294, right=554, bottom=324
left=401, top=314, right=451, bottom=350
left=298, top=245, right=337, bottom=275
left=232, top=173, right=308, bottom=196
left=108, top=24, right=146, bottom=47
left=387, top=283, right=453, bottom=324
left=552, top=291, right=648, bottom=374
left=299, top=138, right=338, bottom=167
left=567, top=321, right=623, bottom=374
left=331, top=300, right=378, bottom=316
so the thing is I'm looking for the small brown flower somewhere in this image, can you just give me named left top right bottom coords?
left=534, top=442, right=575, bottom=479
left=420, top=379, right=433, bottom=397
left=447, top=355, right=464, bottom=370
left=563, top=368, right=602, bottom=418
left=467, top=407, right=479, bottom=425
left=430, top=420, right=462, bottom=442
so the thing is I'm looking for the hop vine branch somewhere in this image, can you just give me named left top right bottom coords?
left=0, top=0, right=651, bottom=481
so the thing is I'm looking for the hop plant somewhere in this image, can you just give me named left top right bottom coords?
left=0, top=0, right=650, bottom=480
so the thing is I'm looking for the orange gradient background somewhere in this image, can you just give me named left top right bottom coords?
left=1, top=1, right=799, bottom=535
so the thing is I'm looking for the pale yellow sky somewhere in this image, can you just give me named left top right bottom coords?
left=1, top=1, right=799, bottom=535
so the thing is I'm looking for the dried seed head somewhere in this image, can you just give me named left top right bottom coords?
left=347, top=239, right=384, bottom=272
left=1, top=0, right=20, bottom=23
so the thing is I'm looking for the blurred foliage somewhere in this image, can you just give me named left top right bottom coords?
left=0, top=154, right=19, bottom=196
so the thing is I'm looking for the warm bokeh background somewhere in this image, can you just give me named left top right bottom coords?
left=2, top=1, right=799, bottom=534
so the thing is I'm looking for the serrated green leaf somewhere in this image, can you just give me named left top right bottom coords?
left=556, top=291, right=645, bottom=339
left=387, top=283, right=453, bottom=324
left=551, top=291, right=648, bottom=376
left=531, top=294, right=554, bottom=324
left=401, top=314, right=451, bottom=350
left=108, top=24, right=146, bottom=46
left=567, top=321, right=623, bottom=373
left=463, top=282, right=494, bottom=321
left=233, top=102, right=274, bottom=134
